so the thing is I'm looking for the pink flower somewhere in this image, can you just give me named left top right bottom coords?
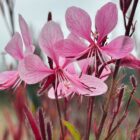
left=0, top=15, right=34, bottom=90
left=77, top=58, right=111, bottom=81
left=121, top=54, right=140, bottom=69
left=19, top=21, right=107, bottom=98
left=55, top=2, right=134, bottom=63
left=0, top=71, right=19, bottom=90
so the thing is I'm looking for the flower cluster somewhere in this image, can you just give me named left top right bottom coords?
left=0, top=2, right=135, bottom=99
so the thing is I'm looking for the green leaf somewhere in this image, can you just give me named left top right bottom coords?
left=62, top=120, right=81, bottom=140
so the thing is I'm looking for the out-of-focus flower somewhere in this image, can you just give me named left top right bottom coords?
left=19, top=21, right=107, bottom=99
left=0, top=15, right=34, bottom=90
left=121, top=54, right=140, bottom=69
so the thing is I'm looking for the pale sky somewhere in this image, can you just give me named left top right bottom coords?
left=0, top=0, right=140, bottom=70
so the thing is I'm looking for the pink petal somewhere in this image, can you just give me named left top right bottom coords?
left=77, top=57, right=94, bottom=74
left=121, top=54, right=140, bottom=69
left=101, top=36, right=134, bottom=59
left=68, top=33, right=87, bottom=48
left=5, top=32, right=24, bottom=60
left=66, top=6, right=92, bottom=42
left=18, top=54, right=53, bottom=84
left=55, top=39, right=86, bottom=58
left=65, top=62, right=77, bottom=74
left=66, top=72, right=107, bottom=96
left=39, top=21, right=63, bottom=64
left=48, top=83, right=72, bottom=99
left=19, top=15, right=35, bottom=54
left=57, top=82, right=73, bottom=98
left=0, top=71, right=19, bottom=90
left=77, top=74, right=108, bottom=96
left=48, top=87, right=55, bottom=99
left=95, top=2, right=118, bottom=42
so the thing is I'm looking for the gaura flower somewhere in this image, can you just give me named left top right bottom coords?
left=77, top=58, right=111, bottom=81
left=121, top=54, right=140, bottom=69
left=55, top=2, right=134, bottom=64
left=0, top=15, right=34, bottom=90
left=19, top=21, right=107, bottom=99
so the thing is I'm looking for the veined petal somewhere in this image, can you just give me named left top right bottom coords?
left=95, top=2, right=118, bottom=42
left=66, top=6, right=92, bottom=42
left=18, top=54, right=53, bottom=84
left=5, top=32, right=24, bottom=60
left=0, top=71, right=19, bottom=90
left=77, top=74, right=108, bottom=96
left=55, top=39, right=86, bottom=58
left=57, top=82, right=73, bottom=98
left=39, top=21, right=63, bottom=64
left=101, top=36, right=134, bottom=59
left=68, top=33, right=87, bottom=48
left=66, top=72, right=107, bottom=96
left=19, top=14, right=35, bottom=54
left=48, top=83, right=72, bottom=99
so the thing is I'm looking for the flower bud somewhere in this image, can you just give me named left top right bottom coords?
left=130, top=75, right=137, bottom=88
left=120, top=0, right=132, bottom=14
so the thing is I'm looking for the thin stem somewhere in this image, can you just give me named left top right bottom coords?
left=85, top=97, right=95, bottom=140
left=85, top=51, right=100, bottom=140
left=54, top=91, right=64, bottom=140
left=53, top=83, right=64, bottom=140
left=125, top=0, right=139, bottom=36
left=105, top=113, right=127, bottom=140
left=9, top=10, right=14, bottom=35
left=131, top=116, right=140, bottom=140
left=105, top=87, right=136, bottom=139
left=2, top=14, right=12, bottom=36
left=107, top=87, right=124, bottom=134
left=96, top=78, right=115, bottom=140
left=96, top=1, right=139, bottom=139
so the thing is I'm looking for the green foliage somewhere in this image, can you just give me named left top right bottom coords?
left=62, top=120, right=81, bottom=140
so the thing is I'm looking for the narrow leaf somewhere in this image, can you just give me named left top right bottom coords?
left=62, top=120, right=81, bottom=140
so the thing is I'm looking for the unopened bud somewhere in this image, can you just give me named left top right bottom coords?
left=120, top=0, right=132, bottom=15
left=130, top=75, right=137, bottom=88
left=47, top=12, right=52, bottom=21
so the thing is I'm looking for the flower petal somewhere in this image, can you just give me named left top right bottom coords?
left=55, top=39, right=86, bottom=58
left=121, top=54, right=140, bottom=69
left=77, top=57, right=94, bottom=74
left=66, top=72, right=107, bottom=96
left=18, top=54, right=53, bottom=84
left=39, top=21, right=63, bottom=64
left=78, top=74, right=108, bottom=96
left=95, top=2, right=118, bottom=42
left=5, top=32, right=24, bottom=60
left=19, top=14, right=35, bottom=54
left=48, top=83, right=72, bottom=99
left=68, top=33, right=87, bottom=48
left=66, top=6, right=92, bottom=42
left=101, top=36, right=134, bottom=59
left=0, top=71, right=19, bottom=90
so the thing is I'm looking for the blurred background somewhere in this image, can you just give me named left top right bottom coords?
left=0, top=0, right=140, bottom=139
left=0, top=0, right=140, bottom=67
